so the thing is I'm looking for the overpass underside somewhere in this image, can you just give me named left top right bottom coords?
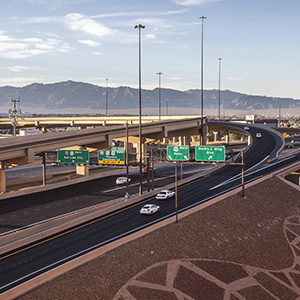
left=0, top=118, right=250, bottom=194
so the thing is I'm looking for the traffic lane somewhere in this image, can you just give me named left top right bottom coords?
left=1, top=164, right=210, bottom=214
left=0, top=196, right=168, bottom=290
left=0, top=165, right=208, bottom=234
left=246, top=130, right=277, bottom=166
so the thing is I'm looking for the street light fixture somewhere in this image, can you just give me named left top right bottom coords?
left=157, top=72, right=163, bottom=121
left=199, top=16, right=206, bottom=145
left=134, top=24, right=145, bottom=195
left=218, top=58, right=222, bottom=121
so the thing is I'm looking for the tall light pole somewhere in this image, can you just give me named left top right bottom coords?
left=134, top=24, right=145, bottom=195
left=199, top=16, right=206, bottom=145
left=278, top=104, right=281, bottom=128
left=218, top=58, right=222, bottom=121
left=106, top=78, right=108, bottom=116
left=157, top=72, right=163, bottom=121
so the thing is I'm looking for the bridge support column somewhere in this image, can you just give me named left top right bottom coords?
left=201, top=124, right=208, bottom=145
left=76, top=164, right=89, bottom=176
left=136, top=141, right=146, bottom=163
left=0, top=169, right=6, bottom=193
left=225, top=130, right=230, bottom=144
left=183, top=135, right=191, bottom=146
left=162, top=137, right=168, bottom=145
left=213, top=131, right=218, bottom=142
left=178, top=136, right=183, bottom=146
left=248, top=135, right=251, bottom=145
left=191, top=136, right=199, bottom=145
left=172, top=137, right=177, bottom=144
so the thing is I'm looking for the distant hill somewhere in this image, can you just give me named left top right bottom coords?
left=0, top=80, right=299, bottom=114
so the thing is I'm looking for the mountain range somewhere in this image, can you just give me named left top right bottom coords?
left=0, top=80, right=299, bottom=115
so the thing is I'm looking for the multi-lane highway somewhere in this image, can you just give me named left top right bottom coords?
left=0, top=163, right=213, bottom=235
left=0, top=122, right=297, bottom=296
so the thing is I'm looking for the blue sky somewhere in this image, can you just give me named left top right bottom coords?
left=0, top=0, right=299, bottom=99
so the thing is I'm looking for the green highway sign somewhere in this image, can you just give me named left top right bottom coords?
left=98, top=147, right=125, bottom=165
left=195, top=146, right=225, bottom=162
left=167, top=145, right=189, bottom=161
left=57, top=149, right=89, bottom=164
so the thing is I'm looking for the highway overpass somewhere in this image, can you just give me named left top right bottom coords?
left=0, top=117, right=206, bottom=193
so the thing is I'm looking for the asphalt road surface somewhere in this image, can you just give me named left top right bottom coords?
left=0, top=163, right=213, bottom=235
left=0, top=123, right=294, bottom=294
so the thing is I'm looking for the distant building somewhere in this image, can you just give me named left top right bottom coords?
left=245, top=115, right=277, bottom=127
left=251, top=119, right=278, bottom=128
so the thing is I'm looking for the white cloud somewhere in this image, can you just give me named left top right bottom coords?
left=228, top=77, right=244, bottom=81
left=172, top=0, right=220, bottom=5
left=63, top=13, right=116, bottom=37
left=0, top=32, right=14, bottom=42
left=78, top=39, right=100, bottom=47
left=2, top=65, right=40, bottom=72
left=0, top=33, right=71, bottom=59
left=91, top=51, right=104, bottom=56
left=169, top=77, right=182, bottom=81
left=0, top=77, right=42, bottom=85
left=91, top=9, right=188, bottom=18
left=146, top=34, right=156, bottom=39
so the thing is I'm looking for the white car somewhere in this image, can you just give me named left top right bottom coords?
left=116, top=177, right=131, bottom=185
left=140, top=204, right=160, bottom=215
left=256, top=132, right=262, bottom=138
left=156, top=190, right=175, bottom=200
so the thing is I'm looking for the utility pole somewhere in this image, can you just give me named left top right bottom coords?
left=8, top=98, right=21, bottom=137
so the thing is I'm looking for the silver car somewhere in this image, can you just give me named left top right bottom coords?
left=116, top=177, right=131, bottom=185
left=156, top=190, right=175, bottom=200
left=140, top=204, right=160, bottom=215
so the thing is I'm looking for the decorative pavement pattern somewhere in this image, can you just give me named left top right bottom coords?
left=114, top=215, right=300, bottom=299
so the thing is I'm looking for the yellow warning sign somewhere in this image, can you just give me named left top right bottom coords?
left=98, top=160, right=125, bottom=165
